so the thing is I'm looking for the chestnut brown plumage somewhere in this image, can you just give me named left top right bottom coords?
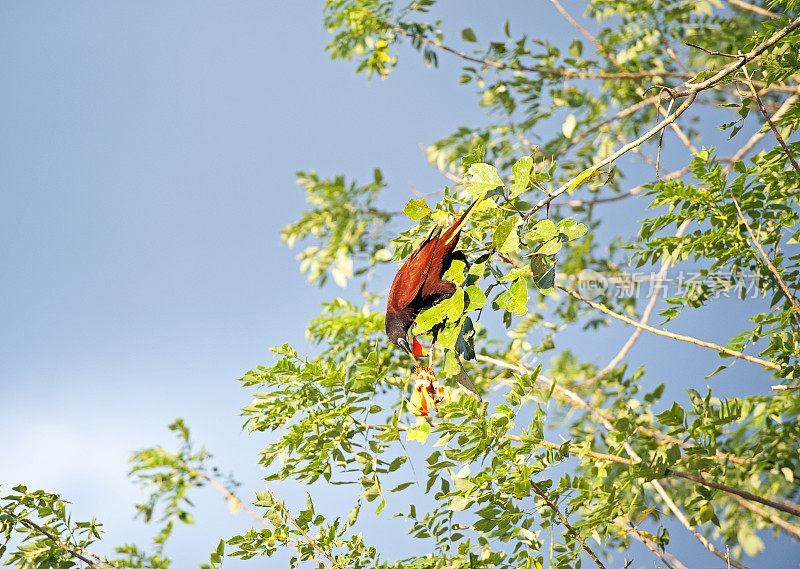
left=385, top=193, right=485, bottom=360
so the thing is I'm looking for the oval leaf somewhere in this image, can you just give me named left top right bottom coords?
left=493, top=217, right=522, bottom=253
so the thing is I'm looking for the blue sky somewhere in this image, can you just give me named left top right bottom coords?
left=1, top=2, right=797, bottom=567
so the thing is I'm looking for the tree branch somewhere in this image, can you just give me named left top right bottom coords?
left=723, top=0, right=780, bottom=19
left=528, top=477, right=608, bottom=569
left=194, top=470, right=334, bottom=568
left=556, top=284, right=781, bottom=370
left=577, top=219, right=691, bottom=387
left=260, top=484, right=340, bottom=567
left=0, top=505, right=106, bottom=569
left=391, top=25, right=692, bottom=80
left=528, top=93, right=698, bottom=216
left=475, top=355, right=763, bottom=566
left=531, top=16, right=800, bottom=216
left=728, top=493, right=800, bottom=540
left=729, top=186, right=800, bottom=328
left=742, top=65, right=800, bottom=174
left=650, top=480, right=753, bottom=569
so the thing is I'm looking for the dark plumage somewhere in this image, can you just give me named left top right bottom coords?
left=385, top=194, right=485, bottom=360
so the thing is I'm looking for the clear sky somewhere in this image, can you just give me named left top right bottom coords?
left=1, top=2, right=797, bottom=567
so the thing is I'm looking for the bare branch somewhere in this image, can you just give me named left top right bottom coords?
left=479, top=355, right=772, bottom=566
left=578, top=219, right=691, bottom=387
left=622, top=519, right=689, bottom=569
left=529, top=93, right=698, bottom=216
left=650, top=481, right=753, bottom=569
left=723, top=0, right=781, bottom=19
left=553, top=167, right=690, bottom=209
left=728, top=493, right=800, bottom=540
left=557, top=284, right=781, bottom=370
left=528, top=477, right=608, bottom=569
left=686, top=42, right=742, bottom=58
left=391, top=25, right=692, bottom=80
left=476, top=352, right=800, bottom=519
left=548, top=0, right=620, bottom=66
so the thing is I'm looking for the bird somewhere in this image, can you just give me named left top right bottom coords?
left=385, top=191, right=486, bottom=362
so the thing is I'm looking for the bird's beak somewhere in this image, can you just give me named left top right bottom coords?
left=397, top=338, right=420, bottom=366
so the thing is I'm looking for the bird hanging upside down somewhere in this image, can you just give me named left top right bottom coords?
left=384, top=191, right=486, bottom=362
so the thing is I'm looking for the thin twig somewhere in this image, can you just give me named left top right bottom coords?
left=728, top=94, right=800, bottom=163
left=531, top=15, right=800, bottom=217
left=194, top=470, right=333, bottom=568
left=552, top=167, right=690, bottom=209
left=558, top=93, right=665, bottom=158
left=723, top=0, right=780, bottom=19
left=391, top=25, right=692, bottom=80
left=528, top=477, right=608, bottom=569
left=650, top=482, right=753, bottom=569
left=729, top=188, right=800, bottom=327
left=528, top=93, right=698, bottom=216
left=623, top=519, right=687, bottom=569
left=726, top=72, right=800, bottom=326
left=548, top=0, right=698, bottom=163
left=477, top=355, right=760, bottom=567
left=686, top=42, right=742, bottom=58
left=261, top=484, right=340, bottom=567
left=728, top=493, right=800, bottom=540
left=0, top=505, right=105, bottom=569
left=474, top=354, right=799, bottom=517
left=577, top=219, right=691, bottom=387
left=548, top=0, right=620, bottom=65
left=73, top=548, right=125, bottom=569
left=742, top=65, right=800, bottom=175
left=557, top=284, right=781, bottom=370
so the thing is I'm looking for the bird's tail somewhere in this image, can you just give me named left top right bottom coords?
left=441, top=190, right=488, bottom=245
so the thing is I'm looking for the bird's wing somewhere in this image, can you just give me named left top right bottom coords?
left=392, top=224, right=443, bottom=309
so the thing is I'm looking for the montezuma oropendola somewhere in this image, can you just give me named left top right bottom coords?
left=385, top=192, right=486, bottom=361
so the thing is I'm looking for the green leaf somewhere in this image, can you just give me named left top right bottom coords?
left=461, top=145, right=485, bottom=166
left=467, top=163, right=505, bottom=196
left=511, top=156, right=534, bottom=198
left=403, top=199, right=430, bottom=221
left=448, top=495, right=473, bottom=511
left=656, top=402, right=685, bottom=427
left=446, top=259, right=466, bottom=285
left=415, top=302, right=449, bottom=333
left=536, top=238, right=562, bottom=255
left=531, top=256, right=555, bottom=295
left=461, top=28, right=478, bottom=42
left=254, top=490, right=274, bottom=507
left=556, top=219, right=587, bottom=241
left=566, top=167, right=597, bottom=192
left=494, top=278, right=528, bottom=315
left=465, top=285, right=487, bottom=312
left=444, top=288, right=465, bottom=320
left=569, top=39, right=583, bottom=58
left=532, top=219, right=556, bottom=240
left=457, top=316, right=476, bottom=360
left=493, top=217, right=522, bottom=253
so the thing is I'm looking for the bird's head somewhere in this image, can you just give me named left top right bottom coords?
left=385, top=310, right=418, bottom=364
